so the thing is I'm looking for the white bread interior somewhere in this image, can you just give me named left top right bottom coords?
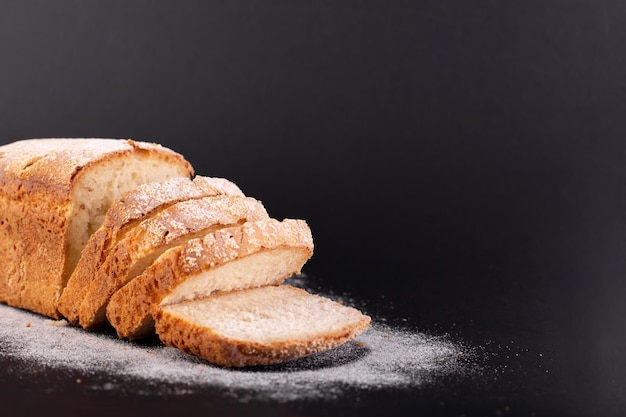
left=161, top=248, right=310, bottom=305
left=67, top=156, right=190, bottom=279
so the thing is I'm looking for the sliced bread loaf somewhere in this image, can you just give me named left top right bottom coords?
left=57, top=175, right=244, bottom=324
left=77, top=195, right=269, bottom=329
left=107, top=218, right=314, bottom=339
left=154, top=285, right=371, bottom=368
left=0, top=138, right=192, bottom=318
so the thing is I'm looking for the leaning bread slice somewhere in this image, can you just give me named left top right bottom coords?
left=107, top=218, right=314, bottom=340
left=0, top=138, right=192, bottom=318
left=58, top=175, right=244, bottom=324
left=154, top=285, right=371, bottom=368
left=77, top=195, right=269, bottom=329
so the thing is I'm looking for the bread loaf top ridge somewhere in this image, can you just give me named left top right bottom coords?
left=0, top=138, right=193, bottom=318
left=0, top=139, right=190, bottom=195
left=57, top=176, right=244, bottom=324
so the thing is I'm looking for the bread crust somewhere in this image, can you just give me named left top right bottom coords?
left=0, top=138, right=192, bottom=318
left=154, top=286, right=371, bottom=368
left=57, top=176, right=244, bottom=324
left=106, top=218, right=314, bottom=340
left=78, top=195, right=270, bottom=329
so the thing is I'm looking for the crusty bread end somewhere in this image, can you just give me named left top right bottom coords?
left=0, top=138, right=192, bottom=318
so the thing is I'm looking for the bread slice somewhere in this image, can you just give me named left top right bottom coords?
left=77, top=195, right=270, bottom=329
left=154, top=285, right=371, bottom=368
left=107, top=218, right=314, bottom=340
left=57, top=175, right=244, bottom=324
left=0, top=138, right=193, bottom=318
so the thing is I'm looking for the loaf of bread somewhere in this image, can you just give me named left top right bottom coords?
left=154, top=285, right=371, bottom=367
left=0, top=138, right=371, bottom=368
left=107, top=218, right=314, bottom=339
left=0, top=139, right=193, bottom=318
left=58, top=175, right=245, bottom=324
left=78, top=195, right=270, bottom=329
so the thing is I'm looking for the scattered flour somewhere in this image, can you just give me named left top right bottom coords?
left=0, top=280, right=479, bottom=402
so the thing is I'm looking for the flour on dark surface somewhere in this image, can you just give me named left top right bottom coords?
left=0, top=278, right=480, bottom=402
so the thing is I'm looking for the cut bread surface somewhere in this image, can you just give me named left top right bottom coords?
left=155, top=285, right=371, bottom=368
left=161, top=248, right=309, bottom=305
left=66, top=152, right=191, bottom=279
left=58, top=176, right=244, bottom=324
left=107, top=218, right=314, bottom=339
left=77, top=195, right=269, bottom=329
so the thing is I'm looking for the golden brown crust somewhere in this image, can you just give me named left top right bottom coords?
left=78, top=195, right=270, bottom=329
left=0, top=192, right=69, bottom=317
left=106, top=218, right=314, bottom=340
left=57, top=176, right=244, bottom=324
left=176, top=218, right=314, bottom=275
left=0, top=138, right=192, bottom=318
left=154, top=286, right=371, bottom=368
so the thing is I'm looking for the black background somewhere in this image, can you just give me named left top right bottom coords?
left=1, top=1, right=626, bottom=416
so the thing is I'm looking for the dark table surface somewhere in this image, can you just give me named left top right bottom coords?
left=2, top=227, right=626, bottom=417
left=1, top=1, right=626, bottom=416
